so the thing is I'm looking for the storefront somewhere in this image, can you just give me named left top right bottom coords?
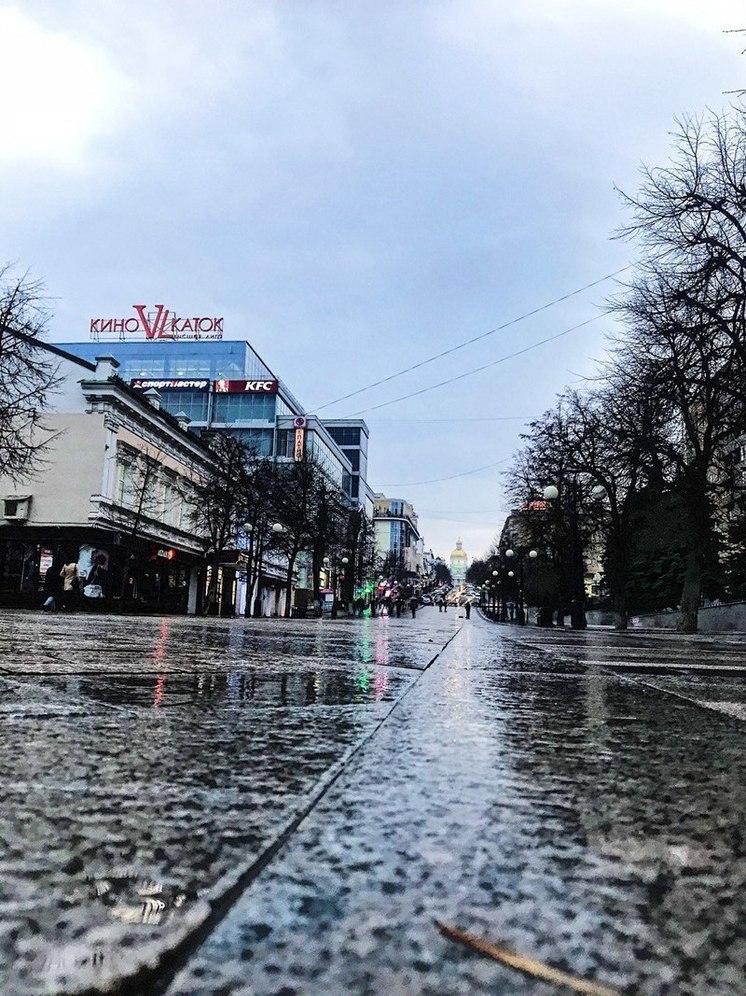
left=0, top=528, right=205, bottom=614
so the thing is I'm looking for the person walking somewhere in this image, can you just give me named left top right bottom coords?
left=409, top=595, right=417, bottom=618
left=59, top=560, right=79, bottom=611
left=437, top=597, right=443, bottom=612
left=465, top=601, right=471, bottom=619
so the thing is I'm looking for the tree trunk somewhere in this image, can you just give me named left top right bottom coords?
left=244, top=535, right=255, bottom=617
left=612, top=590, right=628, bottom=630
left=678, top=544, right=701, bottom=633
left=203, top=552, right=221, bottom=615
left=284, top=553, right=296, bottom=618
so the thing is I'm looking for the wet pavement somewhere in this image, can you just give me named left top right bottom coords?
left=0, top=609, right=744, bottom=994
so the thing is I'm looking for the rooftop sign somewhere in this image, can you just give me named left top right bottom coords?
left=90, top=304, right=223, bottom=341
left=130, top=378, right=210, bottom=391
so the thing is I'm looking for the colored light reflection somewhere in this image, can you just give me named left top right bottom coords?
left=355, top=665, right=372, bottom=692
left=153, top=618, right=170, bottom=664
left=153, top=675, right=166, bottom=709
left=373, top=669, right=389, bottom=701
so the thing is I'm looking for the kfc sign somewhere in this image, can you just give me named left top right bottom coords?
left=90, top=304, right=223, bottom=341
left=213, top=379, right=279, bottom=393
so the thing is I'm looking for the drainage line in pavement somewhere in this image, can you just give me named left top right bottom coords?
left=100, top=623, right=466, bottom=996
left=494, top=632, right=746, bottom=728
left=610, top=672, right=746, bottom=729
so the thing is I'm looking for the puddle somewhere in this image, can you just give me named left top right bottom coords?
left=38, top=667, right=406, bottom=711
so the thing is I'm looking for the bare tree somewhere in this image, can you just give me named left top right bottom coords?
left=183, top=433, right=248, bottom=614
left=271, top=459, right=347, bottom=617
left=0, top=265, right=61, bottom=481
left=610, top=110, right=746, bottom=629
left=610, top=271, right=743, bottom=631
left=111, top=443, right=168, bottom=608
left=236, top=457, right=275, bottom=617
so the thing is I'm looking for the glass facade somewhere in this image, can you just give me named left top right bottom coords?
left=324, top=420, right=369, bottom=507
left=213, top=393, right=276, bottom=423
left=160, top=390, right=209, bottom=422
left=229, top=428, right=274, bottom=456
left=60, top=340, right=360, bottom=500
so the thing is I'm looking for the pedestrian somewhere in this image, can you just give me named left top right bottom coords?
left=437, top=597, right=443, bottom=612
left=395, top=597, right=403, bottom=618
left=465, top=601, right=471, bottom=619
left=59, top=560, right=79, bottom=611
left=409, top=596, right=417, bottom=618
left=443, top=598, right=448, bottom=612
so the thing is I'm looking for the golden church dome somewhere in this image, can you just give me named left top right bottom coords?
left=450, top=539, right=468, bottom=561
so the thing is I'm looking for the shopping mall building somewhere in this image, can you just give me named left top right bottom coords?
left=62, top=339, right=371, bottom=505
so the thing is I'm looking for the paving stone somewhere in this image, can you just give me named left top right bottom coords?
left=169, top=619, right=746, bottom=996
left=0, top=609, right=743, bottom=994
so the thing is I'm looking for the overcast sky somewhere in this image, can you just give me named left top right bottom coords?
left=2, top=1, right=744, bottom=563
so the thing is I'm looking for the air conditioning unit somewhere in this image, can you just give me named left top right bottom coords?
left=3, top=496, right=31, bottom=521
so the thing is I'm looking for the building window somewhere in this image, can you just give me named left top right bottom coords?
left=229, top=428, right=273, bottom=456
left=160, top=390, right=209, bottom=422
left=213, top=394, right=276, bottom=423
left=327, top=427, right=361, bottom=447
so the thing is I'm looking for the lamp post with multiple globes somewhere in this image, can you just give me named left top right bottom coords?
left=504, top=547, right=538, bottom=625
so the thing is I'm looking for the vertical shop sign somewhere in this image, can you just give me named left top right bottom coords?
left=293, top=416, right=306, bottom=462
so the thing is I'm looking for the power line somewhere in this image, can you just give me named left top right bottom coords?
left=368, top=415, right=534, bottom=423
left=352, top=315, right=600, bottom=416
left=312, top=266, right=627, bottom=412
left=379, top=456, right=510, bottom=488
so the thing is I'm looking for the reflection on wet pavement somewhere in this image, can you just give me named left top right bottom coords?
left=0, top=608, right=461, bottom=994
left=170, top=619, right=746, bottom=996
left=1, top=609, right=744, bottom=994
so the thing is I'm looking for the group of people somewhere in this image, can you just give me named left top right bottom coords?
left=368, top=594, right=419, bottom=618
left=435, top=595, right=472, bottom=618
left=43, top=560, right=79, bottom=612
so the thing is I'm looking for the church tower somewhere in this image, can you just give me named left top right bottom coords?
left=449, top=538, right=468, bottom=586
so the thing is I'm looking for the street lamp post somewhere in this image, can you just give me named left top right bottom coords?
left=543, top=482, right=587, bottom=629
left=340, top=556, right=349, bottom=612
left=271, top=522, right=286, bottom=617
left=505, top=547, right=537, bottom=625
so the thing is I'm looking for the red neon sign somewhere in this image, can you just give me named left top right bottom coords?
left=213, top=379, right=279, bottom=393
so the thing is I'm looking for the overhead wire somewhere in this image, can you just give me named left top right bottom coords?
left=311, top=265, right=627, bottom=412
left=368, top=415, right=534, bottom=423
left=352, top=315, right=600, bottom=416
left=379, top=456, right=510, bottom=488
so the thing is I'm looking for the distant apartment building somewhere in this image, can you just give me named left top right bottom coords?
left=373, top=494, right=424, bottom=577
